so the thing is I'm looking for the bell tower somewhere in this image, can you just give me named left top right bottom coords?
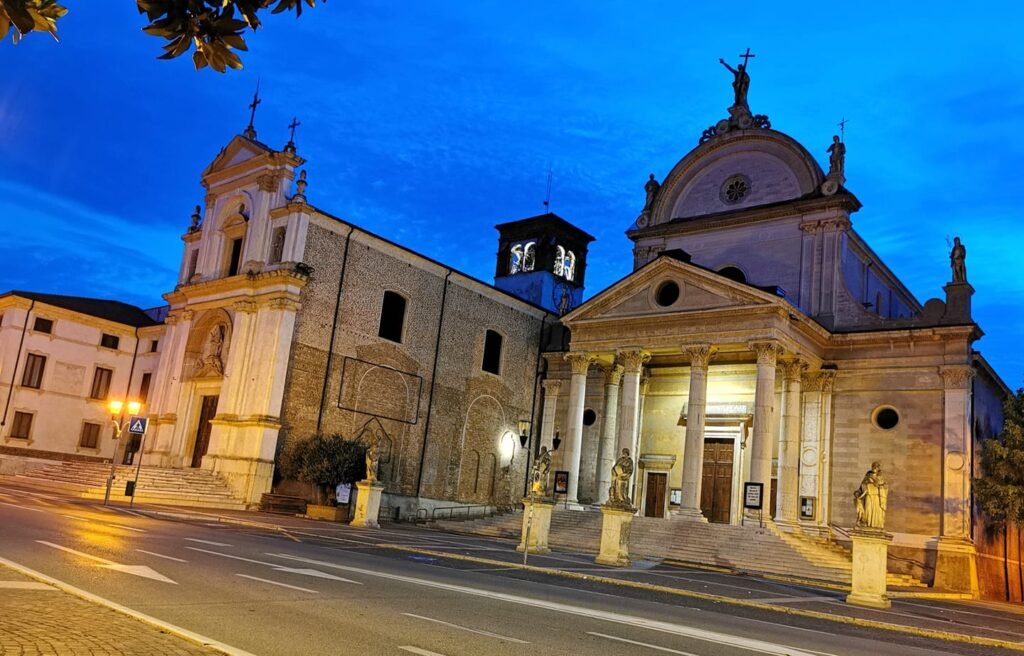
left=493, top=213, right=594, bottom=315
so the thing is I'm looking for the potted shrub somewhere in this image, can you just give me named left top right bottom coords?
left=280, top=434, right=366, bottom=521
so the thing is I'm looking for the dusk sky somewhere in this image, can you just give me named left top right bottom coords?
left=1, top=2, right=1022, bottom=387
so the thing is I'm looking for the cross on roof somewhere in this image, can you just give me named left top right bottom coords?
left=739, top=47, right=756, bottom=67
left=288, top=117, right=301, bottom=142
left=244, top=80, right=261, bottom=139
left=838, top=116, right=849, bottom=142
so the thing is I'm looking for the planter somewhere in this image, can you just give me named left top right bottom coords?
left=306, top=504, right=349, bottom=522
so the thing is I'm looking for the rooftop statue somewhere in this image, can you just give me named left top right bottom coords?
left=950, top=236, right=967, bottom=284
left=719, top=48, right=754, bottom=110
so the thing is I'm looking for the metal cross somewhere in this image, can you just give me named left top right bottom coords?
left=288, top=117, right=301, bottom=142
left=246, top=80, right=262, bottom=134
left=838, top=116, right=849, bottom=142
left=739, top=47, right=756, bottom=67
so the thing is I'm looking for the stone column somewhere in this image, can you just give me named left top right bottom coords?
left=799, top=371, right=823, bottom=530
left=678, top=344, right=713, bottom=520
left=817, top=370, right=837, bottom=530
left=562, top=352, right=593, bottom=504
left=616, top=350, right=649, bottom=455
left=539, top=379, right=562, bottom=451
left=776, top=358, right=807, bottom=527
left=596, top=364, right=624, bottom=504
left=747, top=342, right=781, bottom=520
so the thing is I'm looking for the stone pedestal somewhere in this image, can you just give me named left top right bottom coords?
left=350, top=480, right=384, bottom=529
left=517, top=498, right=554, bottom=554
left=596, top=505, right=635, bottom=567
left=846, top=528, right=892, bottom=609
left=933, top=537, right=980, bottom=596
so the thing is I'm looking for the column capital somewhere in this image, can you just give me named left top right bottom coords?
left=940, top=365, right=975, bottom=389
left=617, top=349, right=650, bottom=374
left=681, top=344, right=716, bottom=369
left=780, top=358, right=809, bottom=382
left=268, top=297, right=302, bottom=312
left=232, top=300, right=258, bottom=314
left=564, top=352, right=595, bottom=375
left=748, top=341, right=782, bottom=366
left=600, top=363, right=625, bottom=386
left=639, top=375, right=651, bottom=396
left=541, top=379, right=562, bottom=395
left=257, top=172, right=282, bottom=192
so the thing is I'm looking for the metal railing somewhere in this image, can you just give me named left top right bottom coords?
left=414, top=503, right=521, bottom=524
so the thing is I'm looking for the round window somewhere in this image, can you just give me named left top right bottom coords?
left=582, top=409, right=597, bottom=426
left=655, top=281, right=680, bottom=307
left=720, top=174, right=751, bottom=204
left=873, top=406, right=900, bottom=430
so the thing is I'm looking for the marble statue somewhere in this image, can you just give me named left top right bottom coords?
left=365, top=431, right=382, bottom=484
left=197, top=324, right=225, bottom=375
left=608, top=448, right=634, bottom=508
left=827, top=135, right=846, bottom=177
left=854, top=461, right=888, bottom=530
left=719, top=58, right=751, bottom=109
left=950, top=236, right=967, bottom=283
left=644, top=174, right=660, bottom=210
left=530, top=446, right=552, bottom=498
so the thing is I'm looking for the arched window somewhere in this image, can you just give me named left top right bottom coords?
left=522, top=242, right=536, bottom=272
left=378, top=291, right=407, bottom=343
left=553, top=245, right=566, bottom=276
left=718, top=266, right=747, bottom=284
left=508, top=245, right=523, bottom=275
left=563, top=251, right=576, bottom=281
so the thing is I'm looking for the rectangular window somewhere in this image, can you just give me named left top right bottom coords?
left=149, top=339, right=159, bottom=353
left=100, top=333, right=120, bottom=350
left=33, top=317, right=53, bottom=334
left=10, top=411, right=32, bottom=439
left=186, top=249, right=199, bottom=280
left=79, top=422, right=101, bottom=449
left=482, top=330, right=503, bottom=375
left=21, top=353, right=46, bottom=389
left=139, top=372, right=152, bottom=404
left=269, top=226, right=286, bottom=264
left=227, top=238, right=243, bottom=276
left=378, top=291, right=407, bottom=343
left=90, top=367, right=113, bottom=400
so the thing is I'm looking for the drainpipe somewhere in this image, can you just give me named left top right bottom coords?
left=414, top=269, right=453, bottom=499
left=521, top=314, right=550, bottom=498
left=316, top=225, right=355, bottom=435
left=2, top=300, right=35, bottom=427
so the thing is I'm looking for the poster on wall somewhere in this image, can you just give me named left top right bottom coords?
left=670, top=488, right=682, bottom=505
left=743, top=482, right=763, bottom=510
left=553, top=470, right=569, bottom=495
left=336, top=482, right=352, bottom=505
left=800, top=496, right=815, bottom=520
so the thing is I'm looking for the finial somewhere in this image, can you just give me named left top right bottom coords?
left=293, top=169, right=308, bottom=203
left=243, top=79, right=261, bottom=140
left=189, top=205, right=202, bottom=232
left=284, top=117, right=301, bottom=154
left=838, top=116, right=849, bottom=142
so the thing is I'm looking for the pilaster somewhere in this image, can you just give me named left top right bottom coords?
left=539, top=379, right=562, bottom=451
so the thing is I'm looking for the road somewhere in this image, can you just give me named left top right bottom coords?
left=0, top=483, right=1017, bottom=656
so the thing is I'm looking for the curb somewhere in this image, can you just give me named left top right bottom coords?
left=0, top=556, right=256, bottom=656
left=377, top=543, right=1024, bottom=653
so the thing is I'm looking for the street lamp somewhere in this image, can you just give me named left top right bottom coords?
left=104, top=399, right=142, bottom=505
left=517, top=419, right=531, bottom=449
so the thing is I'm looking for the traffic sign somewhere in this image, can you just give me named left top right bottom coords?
left=127, top=416, right=148, bottom=435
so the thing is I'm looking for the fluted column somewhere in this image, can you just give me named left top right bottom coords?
left=562, top=352, right=593, bottom=504
left=539, top=379, right=562, bottom=451
left=596, top=363, right=624, bottom=504
left=678, top=344, right=714, bottom=520
left=776, top=358, right=807, bottom=526
left=748, top=341, right=781, bottom=519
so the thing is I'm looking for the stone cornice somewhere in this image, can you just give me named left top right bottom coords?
left=164, top=267, right=309, bottom=305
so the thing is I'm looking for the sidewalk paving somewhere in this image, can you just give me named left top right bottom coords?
left=0, top=564, right=218, bottom=656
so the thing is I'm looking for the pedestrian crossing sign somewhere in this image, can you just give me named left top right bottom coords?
left=128, top=416, right=148, bottom=435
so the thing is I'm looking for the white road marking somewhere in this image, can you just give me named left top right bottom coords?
left=235, top=574, right=319, bottom=593
left=90, top=504, right=118, bottom=513
left=398, top=647, right=447, bottom=656
left=0, top=581, right=55, bottom=590
left=186, top=547, right=361, bottom=584
left=0, top=501, right=43, bottom=513
left=0, top=554, right=256, bottom=656
left=183, top=538, right=232, bottom=547
left=136, top=549, right=188, bottom=563
left=587, top=632, right=701, bottom=656
left=402, top=613, right=528, bottom=644
left=268, top=552, right=823, bottom=656
left=750, top=596, right=838, bottom=604
left=36, top=541, right=176, bottom=584
left=59, top=513, right=147, bottom=532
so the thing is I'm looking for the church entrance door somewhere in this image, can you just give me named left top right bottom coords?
left=643, top=472, right=667, bottom=518
left=191, top=395, right=218, bottom=468
left=700, top=438, right=734, bottom=524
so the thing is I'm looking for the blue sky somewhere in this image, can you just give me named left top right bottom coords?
left=1, top=1, right=1022, bottom=387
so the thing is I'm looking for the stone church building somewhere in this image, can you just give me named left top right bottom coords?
left=0, top=70, right=1011, bottom=597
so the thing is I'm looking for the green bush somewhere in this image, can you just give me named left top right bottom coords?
left=280, top=434, right=366, bottom=490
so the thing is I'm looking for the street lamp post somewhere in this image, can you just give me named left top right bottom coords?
left=104, top=399, right=141, bottom=506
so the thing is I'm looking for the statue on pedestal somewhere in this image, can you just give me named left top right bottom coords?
left=950, top=236, right=967, bottom=284
left=364, top=432, right=382, bottom=484
left=607, top=448, right=635, bottom=508
left=719, top=56, right=751, bottom=110
left=854, top=461, right=887, bottom=530
left=643, top=174, right=660, bottom=211
left=827, top=135, right=846, bottom=178
left=529, top=446, right=552, bottom=498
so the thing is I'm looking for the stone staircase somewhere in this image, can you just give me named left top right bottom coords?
left=7, top=461, right=247, bottom=510
left=436, top=508, right=924, bottom=588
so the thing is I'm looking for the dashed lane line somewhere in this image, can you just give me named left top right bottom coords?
left=587, top=632, right=702, bottom=656
left=402, top=612, right=529, bottom=644
left=136, top=549, right=188, bottom=563
left=398, top=647, right=447, bottom=656
left=59, top=514, right=147, bottom=532
left=235, top=573, right=319, bottom=593
left=183, top=538, right=232, bottom=547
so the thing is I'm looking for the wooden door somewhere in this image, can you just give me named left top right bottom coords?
left=644, top=472, right=667, bottom=518
left=700, top=439, right=734, bottom=524
left=190, top=395, right=218, bottom=468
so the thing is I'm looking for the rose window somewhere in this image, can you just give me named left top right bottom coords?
left=720, top=175, right=751, bottom=204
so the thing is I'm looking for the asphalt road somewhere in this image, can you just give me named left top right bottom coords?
left=0, top=484, right=1015, bottom=656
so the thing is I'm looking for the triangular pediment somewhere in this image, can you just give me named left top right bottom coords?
left=202, top=135, right=275, bottom=178
left=564, top=256, right=785, bottom=324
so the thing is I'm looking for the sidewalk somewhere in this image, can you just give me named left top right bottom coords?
left=0, top=563, right=220, bottom=656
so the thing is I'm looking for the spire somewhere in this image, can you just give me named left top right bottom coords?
left=243, top=79, right=261, bottom=140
